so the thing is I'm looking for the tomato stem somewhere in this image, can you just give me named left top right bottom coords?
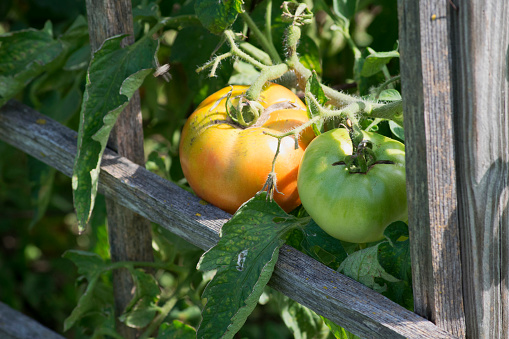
left=246, top=63, right=289, bottom=101
left=260, top=138, right=284, bottom=201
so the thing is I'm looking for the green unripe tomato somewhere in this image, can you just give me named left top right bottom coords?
left=297, top=128, right=407, bottom=243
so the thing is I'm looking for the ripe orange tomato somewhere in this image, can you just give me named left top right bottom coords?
left=179, top=83, right=314, bottom=214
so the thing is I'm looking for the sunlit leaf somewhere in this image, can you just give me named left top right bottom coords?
left=360, top=49, right=399, bottom=77
left=321, top=316, right=362, bottom=339
left=157, top=320, right=196, bottom=339
left=72, top=33, right=157, bottom=231
left=197, top=193, right=307, bottom=339
left=338, top=243, right=399, bottom=294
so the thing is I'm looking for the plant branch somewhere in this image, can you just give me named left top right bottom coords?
left=246, top=63, right=289, bottom=101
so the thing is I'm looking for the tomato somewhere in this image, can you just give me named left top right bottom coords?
left=179, top=83, right=315, bottom=214
left=297, top=128, right=407, bottom=243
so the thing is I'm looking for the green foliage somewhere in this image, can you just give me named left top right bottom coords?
left=195, top=0, right=243, bottom=35
left=197, top=193, right=308, bottom=338
left=119, top=269, right=160, bottom=328
left=156, top=320, right=197, bottom=339
left=72, top=33, right=157, bottom=231
left=360, top=48, right=399, bottom=77
left=321, top=316, right=361, bottom=339
left=288, top=219, right=348, bottom=271
left=275, top=294, right=330, bottom=339
left=305, top=71, right=327, bottom=135
left=0, top=21, right=63, bottom=106
left=0, top=0, right=408, bottom=338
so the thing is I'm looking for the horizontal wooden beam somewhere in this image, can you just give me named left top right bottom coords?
left=0, top=302, right=65, bottom=339
left=0, top=100, right=455, bottom=339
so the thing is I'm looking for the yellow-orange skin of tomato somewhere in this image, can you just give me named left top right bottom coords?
left=179, top=83, right=314, bottom=214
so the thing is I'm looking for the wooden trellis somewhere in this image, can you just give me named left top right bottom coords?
left=0, top=0, right=508, bottom=338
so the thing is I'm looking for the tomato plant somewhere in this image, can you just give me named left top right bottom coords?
left=297, top=127, right=407, bottom=243
left=179, top=83, right=315, bottom=214
left=0, top=0, right=409, bottom=337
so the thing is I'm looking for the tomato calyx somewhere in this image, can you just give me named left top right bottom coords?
left=225, top=91, right=264, bottom=128
left=334, top=120, right=395, bottom=174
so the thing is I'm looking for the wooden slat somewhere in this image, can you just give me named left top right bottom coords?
left=398, top=0, right=466, bottom=337
left=450, top=1, right=509, bottom=338
left=84, top=0, right=153, bottom=337
left=0, top=100, right=456, bottom=339
left=0, top=302, right=65, bottom=339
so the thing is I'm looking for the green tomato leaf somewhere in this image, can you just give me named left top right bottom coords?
left=360, top=49, right=400, bottom=77
left=332, top=0, right=358, bottom=21
left=195, top=0, right=243, bottom=35
left=197, top=193, right=306, bottom=339
left=172, top=26, right=233, bottom=105
left=330, top=0, right=359, bottom=31
left=157, top=320, right=197, bottom=339
left=299, top=220, right=348, bottom=270
left=28, top=157, right=56, bottom=229
left=389, top=120, right=405, bottom=142
left=0, top=21, right=64, bottom=106
left=378, top=222, right=413, bottom=309
left=377, top=89, right=401, bottom=102
left=63, top=250, right=107, bottom=280
left=133, top=1, right=160, bottom=23
left=120, top=269, right=160, bottom=328
left=64, top=45, right=91, bottom=71
left=62, top=250, right=109, bottom=331
left=72, top=33, right=157, bottom=231
left=228, top=60, right=261, bottom=85
left=338, top=244, right=399, bottom=294
left=298, top=35, right=322, bottom=76
left=320, top=316, right=362, bottom=339
left=60, top=15, right=89, bottom=44
left=305, top=71, right=326, bottom=135
left=278, top=295, right=329, bottom=339
left=146, top=150, right=170, bottom=180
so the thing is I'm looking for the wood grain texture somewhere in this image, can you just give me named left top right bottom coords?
left=0, top=100, right=457, bottom=338
left=85, top=0, right=153, bottom=337
left=0, top=302, right=65, bottom=339
left=398, top=0, right=466, bottom=337
left=451, top=2, right=509, bottom=338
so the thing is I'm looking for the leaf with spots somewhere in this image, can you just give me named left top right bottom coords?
left=0, top=21, right=64, bottom=106
left=197, top=193, right=308, bottom=339
left=195, top=0, right=243, bottom=35
left=72, top=33, right=158, bottom=231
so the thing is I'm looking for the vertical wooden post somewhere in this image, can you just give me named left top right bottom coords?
left=451, top=2, right=509, bottom=338
left=398, top=0, right=466, bottom=337
left=85, top=0, right=154, bottom=337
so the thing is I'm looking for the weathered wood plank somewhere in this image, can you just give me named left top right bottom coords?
left=0, top=100, right=456, bottom=338
left=450, top=2, right=509, bottom=338
left=398, top=0, right=466, bottom=337
left=84, top=0, right=153, bottom=337
left=0, top=302, right=65, bottom=339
